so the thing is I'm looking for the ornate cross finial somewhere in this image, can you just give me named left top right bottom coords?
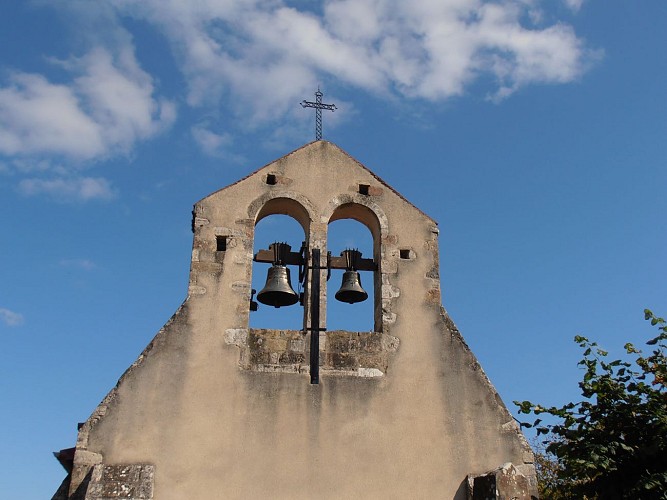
left=300, top=88, right=336, bottom=140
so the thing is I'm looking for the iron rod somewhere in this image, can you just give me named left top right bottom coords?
left=310, top=248, right=321, bottom=384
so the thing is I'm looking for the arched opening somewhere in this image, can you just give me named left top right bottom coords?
left=251, top=214, right=306, bottom=330
left=327, top=206, right=379, bottom=332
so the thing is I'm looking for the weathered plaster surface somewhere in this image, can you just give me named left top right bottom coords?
left=62, top=141, right=536, bottom=499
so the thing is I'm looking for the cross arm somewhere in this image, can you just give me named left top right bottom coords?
left=300, top=100, right=337, bottom=111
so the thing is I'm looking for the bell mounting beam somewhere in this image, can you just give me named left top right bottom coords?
left=300, top=89, right=336, bottom=140
left=254, top=248, right=304, bottom=266
left=254, top=248, right=376, bottom=272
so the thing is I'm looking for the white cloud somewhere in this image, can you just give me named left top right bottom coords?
left=0, top=26, right=175, bottom=201
left=104, top=0, right=594, bottom=123
left=0, top=73, right=105, bottom=159
left=191, top=125, right=233, bottom=157
left=563, top=0, right=584, bottom=12
left=0, top=46, right=175, bottom=160
left=19, top=176, right=116, bottom=202
left=0, top=308, right=24, bottom=327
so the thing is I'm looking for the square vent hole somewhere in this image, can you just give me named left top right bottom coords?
left=216, top=236, right=228, bottom=252
left=400, top=249, right=414, bottom=260
left=266, top=174, right=277, bottom=185
left=358, top=184, right=370, bottom=195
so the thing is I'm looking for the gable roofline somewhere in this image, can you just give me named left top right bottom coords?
left=196, top=140, right=437, bottom=225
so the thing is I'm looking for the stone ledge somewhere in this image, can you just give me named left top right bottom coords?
left=238, top=329, right=400, bottom=377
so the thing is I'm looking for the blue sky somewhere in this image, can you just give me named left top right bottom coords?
left=1, top=0, right=666, bottom=497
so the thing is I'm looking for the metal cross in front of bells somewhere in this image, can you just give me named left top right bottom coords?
left=300, top=89, right=336, bottom=140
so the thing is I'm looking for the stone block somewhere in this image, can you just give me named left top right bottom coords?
left=85, top=464, right=154, bottom=499
left=425, top=265, right=439, bottom=279
left=74, top=450, right=103, bottom=466
left=233, top=252, right=252, bottom=265
left=381, top=334, right=400, bottom=352
left=188, top=284, right=206, bottom=295
left=468, top=463, right=536, bottom=500
left=289, top=338, right=305, bottom=352
left=381, top=284, right=400, bottom=299
left=381, top=234, right=398, bottom=245
left=231, top=281, right=251, bottom=293
left=425, top=287, right=440, bottom=304
left=326, top=352, right=357, bottom=369
left=381, top=260, right=398, bottom=274
left=382, top=311, right=397, bottom=325
left=279, top=351, right=305, bottom=364
left=357, top=367, right=384, bottom=377
left=224, top=328, right=248, bottom=346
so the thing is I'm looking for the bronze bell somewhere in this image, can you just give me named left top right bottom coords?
left=257, top=265, right=299, bottom=308
left=335, top=270, right=368, bottom=304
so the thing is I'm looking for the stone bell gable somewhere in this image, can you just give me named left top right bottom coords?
left=54, top=141, right=537, bottom=499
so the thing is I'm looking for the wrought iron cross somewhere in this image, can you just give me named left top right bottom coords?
left=301, top=89, right=336, bottom=140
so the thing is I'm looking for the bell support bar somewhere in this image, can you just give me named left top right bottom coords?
left=253, top=249, right=376, bottom=271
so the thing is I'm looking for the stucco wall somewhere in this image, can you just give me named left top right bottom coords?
left=69, top=141, right=535, bottom=499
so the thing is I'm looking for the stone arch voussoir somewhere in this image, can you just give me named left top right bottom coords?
left=248, top=191, right=316, bottom=233
left=322, top=194, right=388, bottom=241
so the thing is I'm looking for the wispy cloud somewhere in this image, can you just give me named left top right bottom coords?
left=563, top=0, right=584, bottom=12
left=191, top=125, right=233, bottom=157
left=0, top=308, right=24, bottom=327
left=19, top=176, right=116, bottom=202
left=59, top=258, right=97, bottom=271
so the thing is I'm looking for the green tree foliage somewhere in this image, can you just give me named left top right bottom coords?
left=515, top=310, right=667, bottom=499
